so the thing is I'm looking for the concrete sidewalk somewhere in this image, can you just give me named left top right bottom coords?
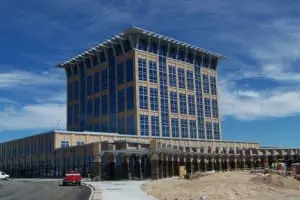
left=85, top=180, right=157, bottom=200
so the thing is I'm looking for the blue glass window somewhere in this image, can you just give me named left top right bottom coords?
left=149, top=60, right=157, bottom=83
left=188, top=95, right=196, bottom=115
left=68, top=105, right=73, bottom=127
left=127, top=86, right=134, bottom=110
left=115, top=44, right=122, bottom=56
left=181, top=119, right=188, bottom=138
left=66, top=68, right=72, bottom=78
left=118, top=89, right=125, bottom=113
left=204, top=98, right=211, bottom=117
left=126, top=59, right=134, bottom=82
left=139, top=86, right=148, bottom=109
left=87, top=99, right=93, bottom=120
left=117, top=63, right=124, bottom=85
left=203, top=74, right=209, bottom=94
left=99, top=51, right=106, bottom=63
left=127, top=115, right=136, bottom=135
left=179, top=93, right=187, bottom=114
left=178, top=68, right=185, bottom=89
left=170, top=92, right=178, bottom=113
left=151, top=116, right=159, bottom=137
left=101, top=69, right=108, bottom=90
left=178, top=50, right=185, bottom=61
left=189, top=120, right=197, bottom=139
left=171, top=118, right=179, bottom=138
left=150, top=88, right=158, bottom=111
left=61, top=140, right=69, bottom=148
left=138, top=58, right=147, bottom=81
left=159, top=56, right=169, bottom=137
left=140, top=115, right=149, bottom=136
left=74, top=81, right=79, bottom=100
left=94, top=124, right=100, bottom=132
left=212, top=99, right=219, bottom=118
left=138, top=38, right=147, bottom=51
left=123, top=40, right=131, bottom=52
left=101, top=120, right=108, bottom=132
left=211, top=57, right=218, bottom=70
left=159, top=44, right=167, bottom=56
left=149, top=41, right=158, bottom=54
left=101, top=95, right=108, bottom=116
left=85, top=58, right=91, bottom=69
left=87, top=75, right=93, bottom=95
left=203, top=54, right=209, bottom=68
left=76, top=141, right=84, bottom=146
left=187, top=70, right=194, bottom=90
left=94, top=97, right=100, bottom=117
left=169, top=47, right=177, bottom=59
left=210, top=76, right=217, bottom=95
left=213, top=123, right=220, bottom=140
left=68, top=83, right=73, bottom=101
left=169, top=65, right=177, bottom=87
left=94, top=72, right=100, bottom=93
left=187, top=51, right=193, bottom=64
left=92, top=54, right=98, bottom=66
left=118, top=117, right=125, bottom=134
left=206, top=122, right=213, bottom=139
left=74, top=104, right=79, bottom=124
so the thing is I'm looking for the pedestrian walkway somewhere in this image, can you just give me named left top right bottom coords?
left=85, top=180, right=157, bottom=200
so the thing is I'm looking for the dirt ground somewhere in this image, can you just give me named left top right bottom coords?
left=141, top=171, right=300, bottom=200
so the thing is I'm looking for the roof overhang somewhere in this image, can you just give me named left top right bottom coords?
left=57, top=26, right=226, bottom=69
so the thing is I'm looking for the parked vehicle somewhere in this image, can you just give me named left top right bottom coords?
left=62, top=171, right=82, bottom=186
left=0, top=171, right=9, bottom=180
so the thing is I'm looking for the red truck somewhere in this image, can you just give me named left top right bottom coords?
left=62, top=171, right=82, bottom=186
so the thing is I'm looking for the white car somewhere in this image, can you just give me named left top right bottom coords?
left=0, top=171, right=9, bottom=180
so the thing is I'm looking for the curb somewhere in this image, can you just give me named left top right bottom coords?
left=82, top=182, right=95, bottom=200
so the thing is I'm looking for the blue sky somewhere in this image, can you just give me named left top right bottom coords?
left=1, top=0, right=300, bottom=147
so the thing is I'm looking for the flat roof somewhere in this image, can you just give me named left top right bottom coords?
left=53, top=130, right=258, bottom=145
left=57, top=26, right=226, bottom=68
left=0, top=129, right=258, bottom=145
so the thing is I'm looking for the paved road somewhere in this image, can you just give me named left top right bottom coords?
left=0, top=180, right=91, bottom=200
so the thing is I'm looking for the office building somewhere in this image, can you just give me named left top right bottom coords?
left=60, top=26, right=223, bottom=140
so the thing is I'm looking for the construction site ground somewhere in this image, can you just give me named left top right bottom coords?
left=141, top=171, right=300, bottom=200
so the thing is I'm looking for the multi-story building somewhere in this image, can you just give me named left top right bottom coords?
left=60, top=26, right=224, bottom=140
left=1, top=27, right=299, bottom=179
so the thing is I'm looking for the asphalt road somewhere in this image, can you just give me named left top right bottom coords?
left=0, top=180, right=91, bottom=200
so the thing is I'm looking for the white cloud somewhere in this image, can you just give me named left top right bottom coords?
left=0, top=69, right=64, bottom=88
left=0, top=68, right=66, bottom=132
left=0, top=102, right=66, bottom=131
left=219, top=80, right=300, bottom=120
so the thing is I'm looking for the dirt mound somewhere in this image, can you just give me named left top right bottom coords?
left=250, top=175, right=300, bottom=190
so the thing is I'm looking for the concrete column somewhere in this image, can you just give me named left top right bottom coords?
left=226, top=158, right=230, bottom=171
left=165, top=156, right=169, bottom=178
left=150, top=153, right=159, bottom=180
left=171, top=157, right=175, bottom=177
left=139, top=156, right=143, bottom=180
left=257, top=159, right=261, bottom=168
left=177, top=156, right=180, bottom=176
left=211, top=158, right=215, bottom=171
left=234, top=158, right=238, bottom=170
left=160, top=155, right=164, bottom=178
left=113, top=155, right=117, bottom=180
left=197, top=158, right=200, bottom=172
left=250, top=158, right=254, bottom=169
left=127, top=157, right=132, bottom=180
left=204, top=159, right=208, bottom=171
left=190, top=158, right=194, bottom=174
